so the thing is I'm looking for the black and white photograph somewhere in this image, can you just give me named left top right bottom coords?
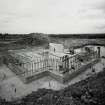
left=0, top=0, right=105, bottom=105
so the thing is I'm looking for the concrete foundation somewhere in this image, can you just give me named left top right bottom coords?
left=21, top=58, right=100, bottom=84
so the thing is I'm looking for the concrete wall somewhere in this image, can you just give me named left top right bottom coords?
left=6, top=56, right=100, bottom=84
left=63, top=58, right=100, bottom=83
left=25, top=71, right=48, bottom=83
left=24, top=58, right=100, bottom=84
left=49, top=43, right=64, bottom=53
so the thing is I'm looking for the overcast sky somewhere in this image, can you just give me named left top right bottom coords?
left=0, top=0, right=105, bottom=34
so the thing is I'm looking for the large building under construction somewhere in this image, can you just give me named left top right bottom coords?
left=4, top=43, right=100, bottom=83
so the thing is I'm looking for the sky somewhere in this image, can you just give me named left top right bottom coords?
left=0, top=0, right=105, bottom=34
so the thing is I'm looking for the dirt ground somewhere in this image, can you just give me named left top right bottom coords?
left=0, top=59, right=105, bottom=101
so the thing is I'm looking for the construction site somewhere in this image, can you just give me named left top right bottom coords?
left=2, top=43, right=100, bottom=84
left=0, top=35, right=105, bottom=103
